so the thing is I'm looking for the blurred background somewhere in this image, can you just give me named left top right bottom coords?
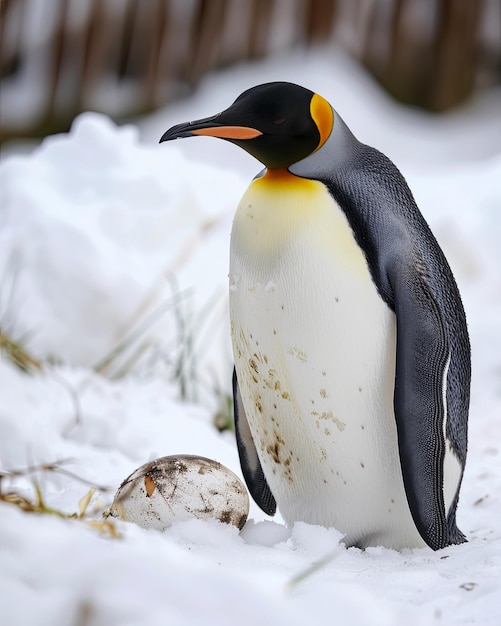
left=1, top=0, right=500, bottom=152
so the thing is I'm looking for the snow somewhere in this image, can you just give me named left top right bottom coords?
left=1, top=47, right=501, bottom=625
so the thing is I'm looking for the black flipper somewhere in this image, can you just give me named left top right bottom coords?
left=392, top=261, right=451, bottom=550
left=233, top=368, right=276, bottom=516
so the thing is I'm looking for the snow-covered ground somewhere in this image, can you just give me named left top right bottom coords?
left=1, top=47, right=500, bottom=625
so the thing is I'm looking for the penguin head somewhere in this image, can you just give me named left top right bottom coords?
left=160, top=82, right=334, bottom=169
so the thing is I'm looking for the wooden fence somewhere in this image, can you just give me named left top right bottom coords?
left=0, top=0, right=498, bottom=143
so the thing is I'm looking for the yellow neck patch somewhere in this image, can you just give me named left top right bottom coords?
left=253, top=168, right=318, bottom=192
left=233, top=169, right=370, bottom=280
left=310, top=93, right=334, bottom=152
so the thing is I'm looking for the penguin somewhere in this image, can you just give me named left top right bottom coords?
left=160, top=82, right=470, bottom=551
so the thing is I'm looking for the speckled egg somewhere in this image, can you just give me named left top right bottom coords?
left=106, top=455, right=249, bottom=530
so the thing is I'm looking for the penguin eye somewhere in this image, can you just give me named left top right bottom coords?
left=273, top=118, right=287, bottom=125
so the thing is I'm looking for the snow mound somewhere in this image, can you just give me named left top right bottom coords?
left=0, top=113, right=245, bottom=375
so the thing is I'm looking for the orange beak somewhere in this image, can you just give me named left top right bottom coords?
left=160, top=114, right=262, bottom=143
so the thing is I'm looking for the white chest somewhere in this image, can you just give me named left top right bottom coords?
left=229, top=173, right=425, bottom=549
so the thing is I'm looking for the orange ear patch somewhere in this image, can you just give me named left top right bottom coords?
left=310, top=93, right=334, bottom=151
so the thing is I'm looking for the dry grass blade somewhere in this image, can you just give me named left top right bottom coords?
left=0, top=459, right=119, bottom=536
left=0, top=329, right=42, bottom=373
left=287, top=549, right=340, bottom=590
left=93, top=288, right=191, bottom=378
left=0, top=479, right=73, bottom=518
left=0, top=254, right=41, bottom=374
left=212, top=384, right=234, bottom=432
left=0, top=458, right=111, bottom=492
left=85, top=519, right=120, bottom=538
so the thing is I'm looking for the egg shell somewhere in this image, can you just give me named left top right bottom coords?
left=107, top=455, right=249, bottom=530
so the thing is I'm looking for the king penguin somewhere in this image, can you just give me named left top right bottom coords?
left=160, top=82, right=470, bottom=551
